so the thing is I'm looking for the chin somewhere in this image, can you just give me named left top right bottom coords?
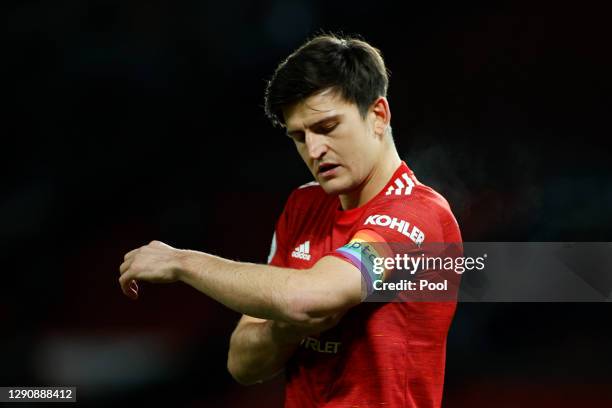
left=318, top=178, right=353, bottom=196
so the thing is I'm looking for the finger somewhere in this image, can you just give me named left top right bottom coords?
left=124, top=247, right=140, bottom=261
left=119, top=258, right=133, bottom=275
left=119, top=274, right=129, bottom=296
left=130, top=280, right=139, bottom=298
left=119, top=274, right=137, bottom=299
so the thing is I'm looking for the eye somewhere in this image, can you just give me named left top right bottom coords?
left=288, top=131, right=305, bottom=143
left=316, top=122, right=339, bottom=135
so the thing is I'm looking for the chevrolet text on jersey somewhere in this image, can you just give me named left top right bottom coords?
left=364, top=214, right=425, bottom=245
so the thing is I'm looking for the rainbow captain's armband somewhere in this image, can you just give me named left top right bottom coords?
left=335, top=229, right=394, bottom=292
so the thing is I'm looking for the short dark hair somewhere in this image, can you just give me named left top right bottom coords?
left=264, top=34, right=390, bottom=127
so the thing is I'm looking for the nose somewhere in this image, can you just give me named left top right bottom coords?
left=305, top=132, right=327, bottom=160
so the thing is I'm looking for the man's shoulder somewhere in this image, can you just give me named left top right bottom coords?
left=372, top=176, right=454, bottom=217
left=283, top=180, right=334, bottom=214
left=287, top=180, right=328, bottom=202
left=367, top=176, right=461, bottom=242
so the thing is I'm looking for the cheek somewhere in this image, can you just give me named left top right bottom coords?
left=344, top=139, right=375, bottom=176
left=295, top=144, right=307, bottom=159
left=347, top=134, right=372, bottom=161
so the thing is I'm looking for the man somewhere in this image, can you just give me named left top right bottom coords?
left=119, top=34, right=462, bottom=407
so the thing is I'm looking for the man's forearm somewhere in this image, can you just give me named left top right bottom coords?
left=227, top=318, right=303, bottom=385
left=177, top=250, right=308, bottom=323
left=119, top=241, right=361, bottom=325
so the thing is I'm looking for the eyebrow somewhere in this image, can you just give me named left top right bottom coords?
left=286, top=114, right=343, bottom=138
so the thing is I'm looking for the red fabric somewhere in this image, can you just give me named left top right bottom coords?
left=269, top=162, right=462, bottom=408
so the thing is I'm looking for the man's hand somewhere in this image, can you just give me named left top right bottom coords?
left=118, top=240, right=184, bottom=300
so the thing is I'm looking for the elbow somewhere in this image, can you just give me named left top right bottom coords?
left=283, top=299, right=326, bottom=327
left=283, top=284, right=345, bottom=328
left=281, top=266, right=359, bottom=329
left=227, top=354, right=261, bottom=386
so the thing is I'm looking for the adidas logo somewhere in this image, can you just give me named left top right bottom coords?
left=385, top=173, right=415, bottom=196
left=291, top=240, right=311, bottom=261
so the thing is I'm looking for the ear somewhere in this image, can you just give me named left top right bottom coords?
left=371, top=97, right=391, bottom=138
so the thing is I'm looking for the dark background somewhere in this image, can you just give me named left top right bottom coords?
left=2, top=1, right=611, bottom=406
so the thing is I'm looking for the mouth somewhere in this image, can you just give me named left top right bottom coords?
left=317, top=162, right=341, bottom=177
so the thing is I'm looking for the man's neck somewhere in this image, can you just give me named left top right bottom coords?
left=339, top=149, right=402, bottom=210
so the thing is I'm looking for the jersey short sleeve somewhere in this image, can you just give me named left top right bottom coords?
left=328, top=193, right=460, bottom=298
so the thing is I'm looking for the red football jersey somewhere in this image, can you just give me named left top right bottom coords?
left=268, top=161, right=462, bottom=408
